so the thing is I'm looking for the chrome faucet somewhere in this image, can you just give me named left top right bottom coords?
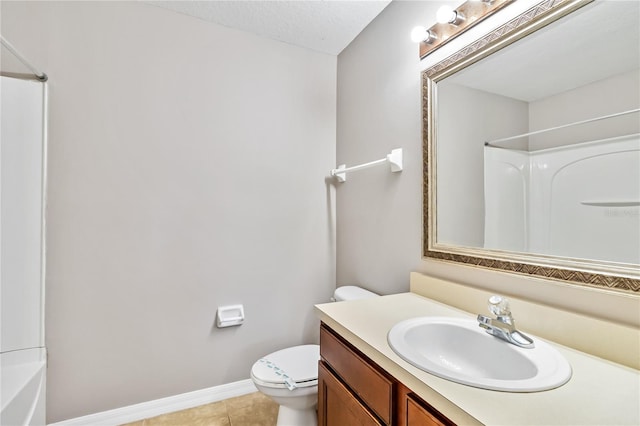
left=477, top=295, right=535, bottom=349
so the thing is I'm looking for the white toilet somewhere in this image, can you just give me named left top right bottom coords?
left=250, top=286, right=378, bottom=426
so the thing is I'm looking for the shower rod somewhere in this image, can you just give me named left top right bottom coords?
left=485, top=108, right=640, bottom=146
left=0, top=35, right=47, bottom=81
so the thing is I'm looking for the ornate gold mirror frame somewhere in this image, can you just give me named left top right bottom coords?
left=422, top=0, right=640, bottom=293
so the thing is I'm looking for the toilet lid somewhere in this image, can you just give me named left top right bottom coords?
left=251, top=344, right=319, bottom=387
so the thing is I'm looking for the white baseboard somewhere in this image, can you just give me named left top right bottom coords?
left=48, top=379, right=257, bottom=426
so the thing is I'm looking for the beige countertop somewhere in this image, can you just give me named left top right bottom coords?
left=315, top=292, right=640, bottom=426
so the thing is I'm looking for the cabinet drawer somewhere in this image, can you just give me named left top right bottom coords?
left=320, top=324, right=393, bottom=425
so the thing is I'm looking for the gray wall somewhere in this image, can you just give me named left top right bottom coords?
left=1, top=1, right=336, bottom=422
left=336, top=1, right=430, bottom=291
left=336, top=1, right=639, bottom=325
left=437, top=83, right=528, bottom=248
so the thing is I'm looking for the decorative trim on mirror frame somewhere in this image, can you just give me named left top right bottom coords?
left=421, top=0, right=640, bottom=294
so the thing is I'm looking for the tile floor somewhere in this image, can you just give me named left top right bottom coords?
left=121, top=392, right=278, bottom=426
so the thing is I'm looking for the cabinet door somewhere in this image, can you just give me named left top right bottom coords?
left=318, top=361, right=383, bottom=426
left=406, top=394, right=453, bottom=426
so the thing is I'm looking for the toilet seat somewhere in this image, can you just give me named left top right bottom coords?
left=251, top=345, right=320, bottom=389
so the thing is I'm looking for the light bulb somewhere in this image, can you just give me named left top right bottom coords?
left=411, top=26, right=437, bottom=44
left=411, top=26, right=428, bottom=43
left=436, top=5, right=457, bottom=24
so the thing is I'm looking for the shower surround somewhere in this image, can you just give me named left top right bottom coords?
left=484, top=134, right=640, bottom=265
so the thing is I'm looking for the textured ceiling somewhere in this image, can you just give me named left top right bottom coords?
left=147, top=1, right=392, bottom=55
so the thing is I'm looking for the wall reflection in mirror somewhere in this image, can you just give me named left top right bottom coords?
left=424, top=0, right=640, bottom=292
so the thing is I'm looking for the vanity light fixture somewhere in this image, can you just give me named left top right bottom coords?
left=414, top=0, right=515, bottom=59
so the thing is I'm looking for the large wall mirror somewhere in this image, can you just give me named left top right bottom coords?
left=423, top=0, right=640, bottom=293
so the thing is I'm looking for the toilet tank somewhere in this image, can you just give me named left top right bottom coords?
left=333, top=286, right=379, bottom=302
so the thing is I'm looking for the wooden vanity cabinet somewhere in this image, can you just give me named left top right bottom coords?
left=318, top=323, right=455, bottom=426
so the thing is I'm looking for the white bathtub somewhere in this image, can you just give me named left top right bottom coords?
left=1, top=348, right=46, bottom=426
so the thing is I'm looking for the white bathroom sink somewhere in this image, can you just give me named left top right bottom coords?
left=387, top=317, right=571, bottom=392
